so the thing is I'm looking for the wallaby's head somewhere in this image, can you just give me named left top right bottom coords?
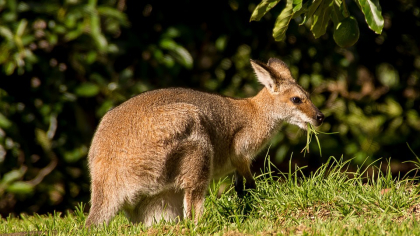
left=251, top=58, right=324, bottom=130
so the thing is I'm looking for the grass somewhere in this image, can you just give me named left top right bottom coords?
left=1, top=156, right=420, bottom=235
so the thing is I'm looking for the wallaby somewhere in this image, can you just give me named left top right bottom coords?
left=85, top=58, right=324, bottom=227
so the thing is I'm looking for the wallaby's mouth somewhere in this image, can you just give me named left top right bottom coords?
left=287, top=113, right=323, bottom=130
left=313, top=121, right=323, bottom=127
left=306, top=119, right=322, bottom=130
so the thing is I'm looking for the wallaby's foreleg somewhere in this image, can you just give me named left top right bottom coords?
left=183, top=187, right=207, bottom=223
left=233, top=160, right=256, bottom=198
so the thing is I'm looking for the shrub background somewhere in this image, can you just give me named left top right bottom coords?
left=0, top=0, right=419, bottom=216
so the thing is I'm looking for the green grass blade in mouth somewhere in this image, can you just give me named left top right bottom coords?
left=301, top=123, right=313, bottom=156
left=301, top=123, right=338, bottom=157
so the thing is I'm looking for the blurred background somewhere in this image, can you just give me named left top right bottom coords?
left=0, top=0, right=419, bottom=217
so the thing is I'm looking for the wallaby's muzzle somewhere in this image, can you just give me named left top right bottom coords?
left=315, top=112, right=325, bottom=126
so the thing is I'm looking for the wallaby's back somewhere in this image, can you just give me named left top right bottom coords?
left=89, top=87, right=250, bottom=179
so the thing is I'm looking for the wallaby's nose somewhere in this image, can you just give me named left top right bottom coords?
left=316, top=113, right=324, bottom=125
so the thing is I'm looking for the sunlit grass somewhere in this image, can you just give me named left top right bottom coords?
left=1, top=156, right=420, bottom=235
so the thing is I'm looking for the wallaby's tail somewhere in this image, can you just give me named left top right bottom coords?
left=85, top=177, right=122, bottom=227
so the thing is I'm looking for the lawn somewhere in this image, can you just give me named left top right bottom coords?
left=1, top=156, right=420, bottom=235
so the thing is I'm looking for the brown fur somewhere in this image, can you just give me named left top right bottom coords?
left=85, top=58, right=324, bottom=227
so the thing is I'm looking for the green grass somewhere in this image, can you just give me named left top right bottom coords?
left=1, top=156, right=420, bottom=235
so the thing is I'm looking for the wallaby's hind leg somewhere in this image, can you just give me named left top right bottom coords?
left=181, top=145, right=212, bottom=223
left=85, top=180, right=122, bottom=227
left=124, top=190, right=184, bottom=227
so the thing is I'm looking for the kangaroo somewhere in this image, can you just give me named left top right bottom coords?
left=85, top=58, right=324, bottom=227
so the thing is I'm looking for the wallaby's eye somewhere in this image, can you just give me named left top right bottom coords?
left=291, top=97, right=302, bottom=104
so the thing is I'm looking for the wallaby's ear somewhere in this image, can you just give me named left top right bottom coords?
left=250, top=59, right=279, bottom=93
left=267, top=58, right=294, bottom=81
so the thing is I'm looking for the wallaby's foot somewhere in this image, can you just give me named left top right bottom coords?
left=234, top=171, right=244, bottom=198
left=235, top=184, right=245, bottom=198
left=235, top=183, right=256, bottom=198
left=243, top=179, right=256, bottom=198
left=235, top=171, right=256, bottom=198
left=245, top=180, right=256, bottom=190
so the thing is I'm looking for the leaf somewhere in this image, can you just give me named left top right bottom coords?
left=293, top=0, right=303, bottom=13
left=356, top=0, right=384, bottom=34
left=0, top=113, right=12, bottom=129
left=16, top=19, right=28, bottom=37
left=299, top=0, right=323, bottom=26
left=96, top=100, right=114, bottom=117
left=162, top=27, right=181, bottom=39
left=5, top=61, right=16, bottom=75
left=159, top=38, right=177, bottom=50
left=35, top=128, right=51, bottom=151
left=160, top=39, right=193, bottom=69
left=215, top=35, right=228, bottom=51
left=7, top=181, right=33, bottom=194
left=75, top=83, right=100, bottom=97
left=293, top=0, right=309, bottom=18
left=21, top=35, right=35, bottom=46
left=306, top=0, right=323, bottom=20
left=1, top=170, right=24, bottom=185
left=88, top=0, right=97, bottom=8
left=169, top=46, right=193, bottom=69
left=29, top=3, right=60, bottom=13
left=64, top=27, right=84, bottom=41
left=250, top=0, right=282, bottom=22
left=64, top=146, right=88, bottom=163
left=92, top=34, right=108, bottom=52
left=0, top=26, right=13, bottom=41
left=273, top=0, right=294, bottom=41
left=293, top=0, right=312, bottom=26
left=311, top=0, right=333, bottom=38
left=330, top=1, right=342, bottom=27
left=90, top=13, right=108, bottom=52
left=97, top=6, right=129, bottom=25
